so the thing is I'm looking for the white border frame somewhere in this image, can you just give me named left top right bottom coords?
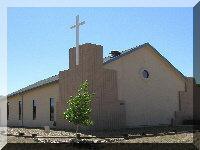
left=0, top=0, right=199, bottom=148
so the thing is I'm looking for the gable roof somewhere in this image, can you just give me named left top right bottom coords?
left=8, top=43, right=186, bottom=97
left=104, top=43, right=186, bottom=81
left=8, top=75, right=59, bottom=97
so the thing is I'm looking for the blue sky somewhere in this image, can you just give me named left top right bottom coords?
left=8, top=7, right=193, bottom=93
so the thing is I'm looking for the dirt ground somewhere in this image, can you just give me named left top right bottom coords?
left=5, top=126, right=196, bottom=143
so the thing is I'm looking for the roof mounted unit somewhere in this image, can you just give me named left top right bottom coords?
left=110, top=51, right=121, bottom=57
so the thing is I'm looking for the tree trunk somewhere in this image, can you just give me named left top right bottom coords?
left=76, top=125, right=79, bottom=141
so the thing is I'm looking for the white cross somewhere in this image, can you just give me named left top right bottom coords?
left=70, top=15, right=85, bottom=65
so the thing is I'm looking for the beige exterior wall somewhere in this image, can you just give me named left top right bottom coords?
left=7, top=95, right=23, bottom=126
left=8, top=82, right=59, bottom=128
left=104, top=46, right=186, bottom=127
left=57, top=44, right=125, bottom=131
left=176, top=78, right=193, bottom=124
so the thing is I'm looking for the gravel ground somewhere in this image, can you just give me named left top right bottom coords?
left=7, top=136, right=36, bottom=143
left=7, top=127, right=79, bottom=137
left=6, top=126, right=195, bottom=143
left=123, top=133, right=193, bottom=143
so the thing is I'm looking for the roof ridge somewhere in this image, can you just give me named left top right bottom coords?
left=103, top=43, right=149, bottom=64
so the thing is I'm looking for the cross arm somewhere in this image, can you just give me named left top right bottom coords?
left=70, top=21, right=85, bottom=29
left=79, top=21, right=85, bottom=26
left=70, top=25, right=76, bottom=29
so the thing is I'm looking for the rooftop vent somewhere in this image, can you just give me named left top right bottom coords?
left=110, top=51, right=121, bottom=58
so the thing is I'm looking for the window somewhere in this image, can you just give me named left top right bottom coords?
left=33, top=100, right=36, bottom=120
left=50, top=98, right=55, bottom=121
left=19, top=101, right=22, bottom=120
left=7, top=102, right=9, bottom=120
left=142, top=70, right=149, bottom=79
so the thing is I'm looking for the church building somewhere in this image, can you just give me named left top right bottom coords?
left=7, top=43, right=193, bottom=131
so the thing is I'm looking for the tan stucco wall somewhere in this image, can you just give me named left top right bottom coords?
left=104, top=46, right=186, bottom=127
left=57, top=44, right=125, bottom=131
left=176, top=78, right=193, bottom=124
left=8, top=82, right=59, bottom=128
left=7, top=95, right=22, bottom=126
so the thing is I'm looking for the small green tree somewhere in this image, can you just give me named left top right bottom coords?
left=63, top=80, right=94, bottom=139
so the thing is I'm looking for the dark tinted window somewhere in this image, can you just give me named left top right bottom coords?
left=50, top=98, right=54, bottom=121
left=142, top=70, right=149, bottom=78
left=33, top=100, right=36, bottom=120
left=7, top=102, right=9, bottom=120
left=19, top=101, right=22, bottom=120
